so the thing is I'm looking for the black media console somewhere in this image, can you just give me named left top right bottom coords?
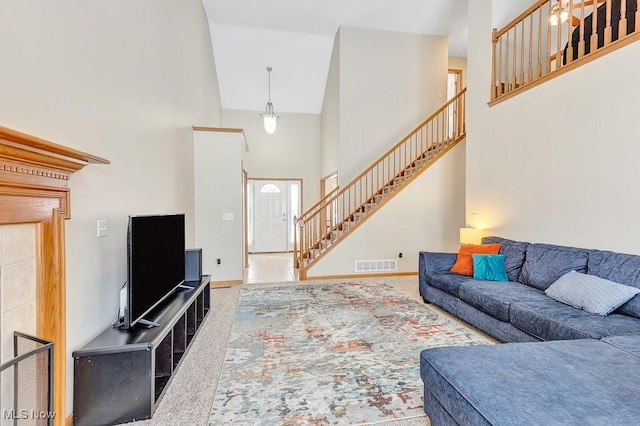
left=72, top=275, right=211, bottom=426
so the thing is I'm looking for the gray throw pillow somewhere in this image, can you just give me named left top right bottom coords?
left=545, top=271, right=640, bottom=316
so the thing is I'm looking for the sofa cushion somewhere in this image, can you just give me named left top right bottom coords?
left=617, top=296, right=640, bottom=319
left=482, top=236, right=529, bottom=281
left=545, top=271, right=640, bottom=315
left=588, top=250, right=640, bottom=287
left=472, top=254, right=508, bottom=282
left=510, top=300, right=640, bottom=340
left=518, top=243, right=590, bottom=290
left=425, top=271, right=471, bottom=297
left=450, top=244, right=501, bottom=276
left=602, top=335, right=640, bottom=358
left=458, top=281, right=549, bottom=322
left=420, top=339, right=640, bottom=426
left=588, top=250, right=640, bottom=319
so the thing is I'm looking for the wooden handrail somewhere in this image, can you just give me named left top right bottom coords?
left=495, top=0, right=549, bottom=39
left=491, top=0, right=638, bottom=103
left=295, top=187, right=339, bottom=268
left=294, top=89, right=467, bottom=279
left=317, top=88, right=467, bottom=210
left=298, top=187, right=339, bottom=222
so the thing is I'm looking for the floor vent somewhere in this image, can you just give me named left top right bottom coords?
left=355, top=259, right=398, bottom=272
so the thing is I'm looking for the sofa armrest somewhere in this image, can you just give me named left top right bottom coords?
left=419, top=251, right=457, bottom=274
left=419, top=251, right=457, bottom=299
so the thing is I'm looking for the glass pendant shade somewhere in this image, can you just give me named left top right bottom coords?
left=263, top=113, right=277, bottom=134
left=261, top=66, right=279, bottom=134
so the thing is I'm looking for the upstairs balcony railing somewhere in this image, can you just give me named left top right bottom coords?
left=491, top=0, right=639, bottom=104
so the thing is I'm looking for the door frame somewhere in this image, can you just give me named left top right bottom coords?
left=447, top=68, right=463, bottom=97
left=447, top=69, right=464, bottom=138
left=242, top=166, right=248, bottom=269
left=320, top=171, right=338, bottom=198
left=320, top=172, right=338, bottom=232
left=248, top=177, right=303, bottom=253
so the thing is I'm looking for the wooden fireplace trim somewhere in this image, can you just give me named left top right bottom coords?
left=0, top=125, right=109, bottom=425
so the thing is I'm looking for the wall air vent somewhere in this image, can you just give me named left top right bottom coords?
left=354, top=259, right=398, bottom=273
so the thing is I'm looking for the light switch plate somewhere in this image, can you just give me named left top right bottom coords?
left=97, top=219, right=108, bottom=237
left=222, top=213, right=234, bottom=221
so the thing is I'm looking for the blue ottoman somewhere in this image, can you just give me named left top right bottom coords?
left=420, top=337, right=640, bottom=425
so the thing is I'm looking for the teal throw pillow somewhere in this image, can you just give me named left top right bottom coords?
left=472, top=254, right=509, bottom=282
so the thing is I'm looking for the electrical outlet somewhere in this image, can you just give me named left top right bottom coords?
left=97, top=220, right=108, bottom=237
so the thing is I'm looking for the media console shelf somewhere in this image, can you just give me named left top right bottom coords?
left=73, top=275, right=211, bottom=426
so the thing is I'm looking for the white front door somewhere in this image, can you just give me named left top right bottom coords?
left=253, top=181, right=288, bottom=252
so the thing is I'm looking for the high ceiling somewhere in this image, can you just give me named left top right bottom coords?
left=202, top=0, right=529, bottom=114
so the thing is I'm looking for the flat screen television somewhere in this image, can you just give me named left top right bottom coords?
left=122, top=213, right=186, bottom=329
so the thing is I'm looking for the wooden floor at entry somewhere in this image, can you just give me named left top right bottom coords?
left=245, top=253, right=298, bottom=283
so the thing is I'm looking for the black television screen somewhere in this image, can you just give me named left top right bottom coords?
left=126, top=214, right=185, bottom=328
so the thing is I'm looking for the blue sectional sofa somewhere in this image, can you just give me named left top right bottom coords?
left=418, top=236, right=640, bottom=425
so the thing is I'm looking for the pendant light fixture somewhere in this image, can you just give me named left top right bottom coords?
left=549, top=0, right=570, bottom=26
left=261, top=66, right=279, bottom=134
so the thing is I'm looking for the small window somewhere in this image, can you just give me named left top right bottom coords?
left=260, top=184, right=281, bottom=194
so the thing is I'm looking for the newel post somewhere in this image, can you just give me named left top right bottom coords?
left=293, top=215, right=298, bottom=269
left=491, top=28, right=498, bottom=100
left=298, top=219, right=306, bottom=280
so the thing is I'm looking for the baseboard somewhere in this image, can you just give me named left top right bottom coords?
left=66, top=413, right=73, bottom=426
left=305, top=271, right=417, bottom=280
left=211, top=279, right=243, bottom=288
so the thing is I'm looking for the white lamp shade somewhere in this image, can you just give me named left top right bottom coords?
left=459, top=227, right=484, bottom=245
left=263, top=115, right=277, bottom=134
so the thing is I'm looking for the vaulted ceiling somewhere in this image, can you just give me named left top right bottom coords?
left=202, top=0, right=531, bottom=114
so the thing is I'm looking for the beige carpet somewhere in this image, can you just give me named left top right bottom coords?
left=125, top=276, right=495, bottom=425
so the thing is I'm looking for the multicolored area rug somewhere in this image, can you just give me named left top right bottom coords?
left=209, top=281, right=494, bottom=425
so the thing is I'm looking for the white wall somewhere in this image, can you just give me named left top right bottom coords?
left=309, top=25, right=464, bottom=277
left=467, top=0, right=640, bottom=254
left=492, top=0, right=535, bottom=28
left=0, top=0, right=221, bottom=414
left=321, top=31, right=341, bottom=178
left=310, top=143, right=466, bottom=277
left=222, top=109, right=322, bottom=210
left=338, top=26, right=449, bottom=185
left=194, top=131, right=244, bottom=281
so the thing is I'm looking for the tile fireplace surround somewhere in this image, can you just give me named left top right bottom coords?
left=0, top=224, right=37, bottom=362
left=0, top=125, right=108, bottom=425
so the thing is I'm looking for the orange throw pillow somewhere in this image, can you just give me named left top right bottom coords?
left=450, top=244, right=502, bottom=276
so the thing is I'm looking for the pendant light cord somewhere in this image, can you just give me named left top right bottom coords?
left=267, top=66, right=272, bottom=104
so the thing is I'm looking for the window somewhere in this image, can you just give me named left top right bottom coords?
left=260, top=183, right=281, bottom=194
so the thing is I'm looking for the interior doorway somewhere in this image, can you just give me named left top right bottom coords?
left=320, top=172, right=338, bottom=231
left=447, top=69, right=462, bottom=99
left=242, top=168, right=248, bottom=268
left=248, top=178, right=302, bottom=253
left=447, top=69, right=463, bottom=138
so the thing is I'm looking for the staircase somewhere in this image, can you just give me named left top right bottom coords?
left=294, top=88, right=467, bottom=279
